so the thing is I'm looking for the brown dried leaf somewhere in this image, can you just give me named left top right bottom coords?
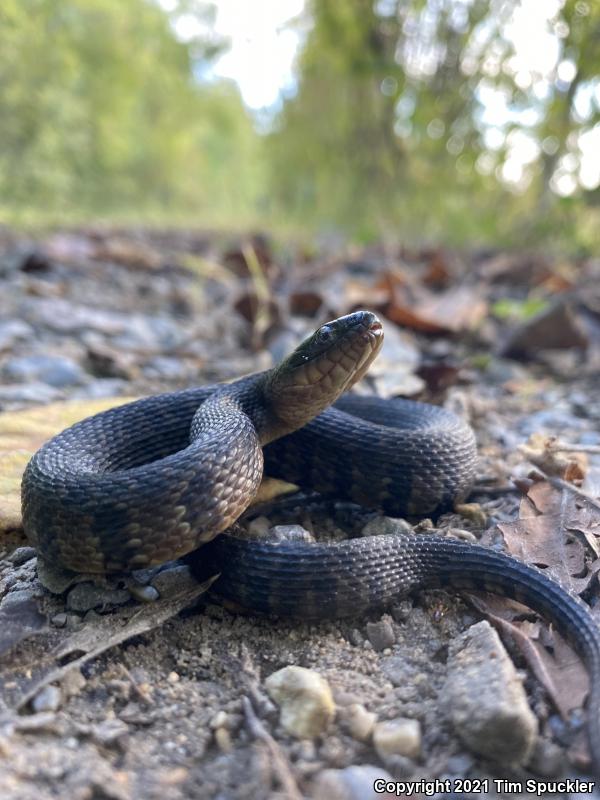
left=499, top=481, right=600, bottom=595
left=386, top=286, right=487, bottom=335
left=0, top=398, right=135, bottom=532
left=519, top=434, right=588, bottom=483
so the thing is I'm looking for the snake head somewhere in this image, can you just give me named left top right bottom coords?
left=263, top=310, right=383, bottom=437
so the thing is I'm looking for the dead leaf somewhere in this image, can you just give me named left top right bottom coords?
left=499, top=481, right=600, bottom=595
left=386, top=285, right=487, bottom=335
left=500, top=300, right=588, bottom=359
left=519, top=434, right=588, bottom=483
left=0, top=398, right=135, bottom=532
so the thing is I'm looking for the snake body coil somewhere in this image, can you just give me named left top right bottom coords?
left=20, top=310, right=600, bottom=774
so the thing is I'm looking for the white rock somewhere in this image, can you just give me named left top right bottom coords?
left=312, top=765, right=394, bottom=800
left=373, top=717, right=421, bottom=760
left=265, top=666, right=334, bottom=738
left=341, top=703, right=377, bottom=742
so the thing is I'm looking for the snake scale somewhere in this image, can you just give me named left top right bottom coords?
left=21, top=310, right=600, bottom=774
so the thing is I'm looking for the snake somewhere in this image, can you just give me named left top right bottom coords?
left=20, top=310, right=600, bottom=774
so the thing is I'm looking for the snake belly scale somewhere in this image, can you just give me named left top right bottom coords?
left=20, top=310, right=600, bottom=774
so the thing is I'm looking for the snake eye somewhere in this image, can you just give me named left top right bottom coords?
left=317, top=325, right=333, bottom=344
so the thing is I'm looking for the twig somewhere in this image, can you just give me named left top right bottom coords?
left=242, top=696, right=303, bottom=800
left=548, top=443, right=600, bottom=455
left=243, top=243, right=272, bottom=350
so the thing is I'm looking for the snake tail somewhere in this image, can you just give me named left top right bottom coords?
left=207, top=531, right=600, bottom=774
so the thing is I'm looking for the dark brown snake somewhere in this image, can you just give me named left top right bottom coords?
left=20, top=310, right=600, bottom=774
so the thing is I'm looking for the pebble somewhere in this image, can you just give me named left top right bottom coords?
left=66, top=583, right=131, bottom=612
left=373, top=717, right=421, bottom=760
left=340, top=703, right=377, bottom=742
left=50, top=612, right=68, bottom=628
left=312, top=765, right=394, bottom=800
left=246, top=516, right=271, bottom=537
left=0, top=382, right=63, bottom=404
left=141, top=356, right=191, bottom=381
left=32, top=685, right=62, bottom=713
left=8, top=547, right=37, bottom=566
left=268, top=524, right=314, bottom=543
left=150, top=564, right=194, bottom=596
left=265, top=666, right=335, bottom=738
left=36, top=558, right=80, bottom=594
left=127, top=582, right=160, bottom=603
left=366, top=617, right=396, bottom=651
left=72, top=378, right=128, bottom=399
left=2, top=354, right=86, bottom=387
left=361, top=516, right=413, bottom=537
left=0, top=319, right=34, bottom=349
left=214, top=727, right=232, bottom=752
left=26, top=298, right=128, bottom=335
left=443, top=620, right=538, bottom=765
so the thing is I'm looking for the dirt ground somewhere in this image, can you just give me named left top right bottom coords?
left=1, top=229, right=599, bottom=799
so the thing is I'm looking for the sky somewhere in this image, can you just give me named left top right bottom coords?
left=161, top=0, right=599, bottom=195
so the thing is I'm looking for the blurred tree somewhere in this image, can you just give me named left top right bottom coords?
left=0, top=0, right=261, bottom=221
left=268, top=0, right=600, bottom=247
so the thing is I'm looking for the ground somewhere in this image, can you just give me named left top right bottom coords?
left=0, top=228, right=599, bottom=799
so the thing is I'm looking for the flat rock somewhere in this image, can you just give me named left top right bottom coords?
left=443, top=620, right=538, bottom=765
left=2, top=354, right=86, bottom=387
left=66, top=583, right=131, bottom=612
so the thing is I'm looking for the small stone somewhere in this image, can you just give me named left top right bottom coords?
left=60, top=668, right=86, bottom=698
left=151, top=564, right=194, bottom=596
left=246, top=516, right=271, bottom=537
left=341, top=703, right=377, bottom=742
left=210, top=711, right=228, bottom=730
left=36, top=558, right=80, bottom=594
left=214, top=727, right=232, bottom=752
left=8, top=547, right=37, bottom=566
left=444, top=621, right=538, bottom=765
left=361, top=516, right=413, bottom=537
left=167, top=672, right=180, bottom=684
left=32, top=685, right=61, bottom=713
left=127, top=582, right=159, bottom=603
left=50, top=612, right=68, bottom=628
left=0, top=319, right=34, bottom=350
left=447, top=528, right=478, bottom=543
left=2, top=354, right=86, bottom=387
left=312, top=765, right=394, bottom=800
left=0, top=382, right=63, bottom=404
left=348, top=628, right=364, bottom=646
left=265, top=666, right=335, bottom=738
left=373, top=717, right=421, bottom=760
left=366, top=617, right=396, bottom=651
left=66, top=583, right=131, bottom=612
left=269, top=524, right=314, bottom=543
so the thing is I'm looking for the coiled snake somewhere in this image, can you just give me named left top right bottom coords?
left=21, top=310, right=600, bottom=773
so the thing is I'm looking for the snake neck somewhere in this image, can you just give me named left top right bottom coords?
left=193, top=373, right=290, bottom=446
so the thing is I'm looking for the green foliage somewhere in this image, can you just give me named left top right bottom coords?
left=0, top=0, right=261, bottom=223
left=267, top=0, right=600, bottom=249
left=491, top=297, right=549, bottom=321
